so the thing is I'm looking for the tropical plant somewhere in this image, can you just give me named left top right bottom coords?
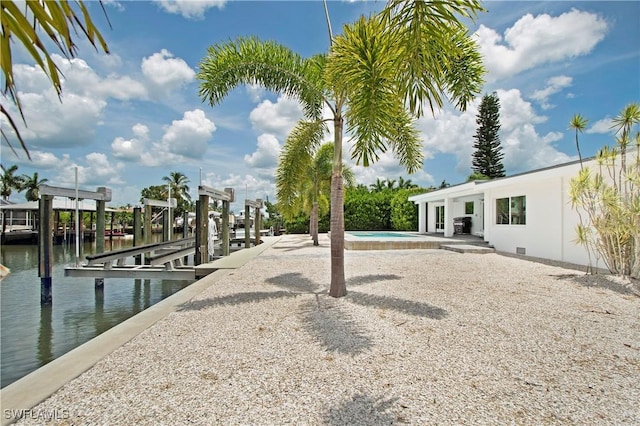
left=391, top=187, right=428, bottom=231
left=472, top=92, right=505, bottom=178
left=162, top=171, right=192, bottom=217
left=1, top=164, right=23, bottom=201
left=20, top=172, right=48, bottom=201
left=198, top=0, right=485, bottom=297
left=277, top=142, right=353, bottom=245
left=140, top=185, right=168, bottom=204
left=398, top=176, right=417, bottom=189
left=569, top=114, right=588, bottom=169
left=569, top=103, right=640, bottom=278
left=1, top=0, right=110, bottom=158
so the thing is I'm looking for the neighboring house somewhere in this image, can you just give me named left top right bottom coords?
left=409, top=157, right=592, bottom=267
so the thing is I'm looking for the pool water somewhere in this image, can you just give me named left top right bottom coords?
left=348, top=232, right=415, bottom=238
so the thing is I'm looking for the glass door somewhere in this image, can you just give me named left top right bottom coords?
left=435, top=205, right=445, bottom=232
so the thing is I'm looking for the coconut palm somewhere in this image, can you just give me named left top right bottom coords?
left=162, top=171, right=191, bottom=217
left=277, top=141, right=354, bottom=246
left=198, top=0, right=484, bottom=297
left=20, top=172, right=49, bottom=201
left=569, top=114, right=588, bottom=169
left=1, top=0, right=110, bottom=158
left=1, top=164, right=23, bottom=201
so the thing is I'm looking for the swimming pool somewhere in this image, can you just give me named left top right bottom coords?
left=347, top=231, right=415, bottom=238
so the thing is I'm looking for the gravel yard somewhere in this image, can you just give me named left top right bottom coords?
left=16, top=234, right=640, bottom=425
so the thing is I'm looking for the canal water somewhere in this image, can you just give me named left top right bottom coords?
left=0, top=236, right=193, bottom=388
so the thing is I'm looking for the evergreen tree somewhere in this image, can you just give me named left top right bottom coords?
left=472, top=92, right=505, bottom=178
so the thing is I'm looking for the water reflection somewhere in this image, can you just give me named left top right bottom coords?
left=1, top=236, right=193, bottom=388
left=38, top=305, right=53, bottom=365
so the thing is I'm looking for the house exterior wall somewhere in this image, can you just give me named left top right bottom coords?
left=482, top=162, right=588, bottom=266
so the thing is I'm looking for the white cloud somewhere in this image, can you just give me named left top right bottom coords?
left=141, top=49, right=195, bottom=95
left=476, top=9, right=608, bottom=81
left=132, top=123, right=150, bottom=140
left=249, top=96, right=303, bottom=139
left=244, top=134, right=281, bottom=169
left=161, top=109, right=216, bottom=159
left=156, top=0, right=227, bottom=20
left=111, top=136, right=146, bottom=161
left=2, top=54, right=151, bottom=150
left=246, top=83, right=265, bottom=102
left=530, top=75, right=573, bottom=110
left=203, top=172, right=274, bottom=211
left=52, top=153, right=125, bottom=188
left=415, top=89, right=574, bottom=177
left=587, top=117, right=615, bottom=134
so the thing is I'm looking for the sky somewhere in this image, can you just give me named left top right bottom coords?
left=2, top=0, right=639, bottom=212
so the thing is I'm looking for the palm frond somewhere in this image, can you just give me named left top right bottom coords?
left=198, top=37, right=326, bottom=121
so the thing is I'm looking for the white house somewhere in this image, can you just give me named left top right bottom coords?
left=409, top=157, right=593, bottom=267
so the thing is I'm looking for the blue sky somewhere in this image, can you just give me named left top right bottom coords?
left=2, top=0, right=639, bottom=211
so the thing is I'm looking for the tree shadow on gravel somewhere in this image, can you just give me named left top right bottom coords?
left=177, top=291, right=299, bottom=312
left=347, top=291, right=447, bottom=319
left=324, top=393, right=399, bottom=425
left=348, top=274, right=402, bottom=287
left=300, top=297, right=373, bottom=354
left=550, top=273, right=640, bottom=297
left=266, top=272, right=323, bottom=293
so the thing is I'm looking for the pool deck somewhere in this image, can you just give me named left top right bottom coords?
left=344, top=231, right=494, bottom=252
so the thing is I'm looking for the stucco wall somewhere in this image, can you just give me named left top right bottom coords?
left=483, top=164, right=589, bottom=266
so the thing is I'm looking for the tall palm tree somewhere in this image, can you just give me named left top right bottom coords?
left=569, top=114, right=588, bottom=169
left=162, top=171, right=191, bottom=217
left=277, top=142, right=354, bottom=246
left=1, top=164, right=23, bottom=201
left=398, top=176, right=417, bottom=189
left=370, top=178, right=387, bottom=193
left=1, top=1, right=110, bottom=158
left=198, top=0, right=485, bottom=297
left=20, top=172, right=49, bottom=201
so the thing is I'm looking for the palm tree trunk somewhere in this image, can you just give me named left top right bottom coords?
left=311, top=202, right=319, bottom=246
left=329, top=116, right=346, bottom=297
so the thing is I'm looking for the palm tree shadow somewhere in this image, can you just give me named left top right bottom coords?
left=300, top=297, right=373, bottom=355
left=324, top=393, right=399, bottom=425
left=347, top=291, right=447, bottom=319
left=550, top=273, right=640, bottom=297
left=177, top=291, right=299, bottom=312
left=266, top=272, right=323, bottom=293
left=348, top=274, right=402, bottom=287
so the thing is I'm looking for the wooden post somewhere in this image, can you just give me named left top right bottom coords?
left=244, top=204, right=251, bottom=249
left=96, top=200, right=106, bottom=254
left=133, top=207, right=142, bottom=265
left=222, top=200, right=230, bottom=256
left=182, top=211, right=189, bottom=264
left=144, top=205, right=152, bottom=245
left=38, top=195, right=54, bottom=305
left=195, top=197, right=208, bottom=265
left=162, top=211, right=169, bottom=242
left=254, top=206, right=261, bottom=247
left=95, top=199, right=106, bottom=290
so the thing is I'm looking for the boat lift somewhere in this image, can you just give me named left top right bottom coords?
left=65, top=238, right=196, bottom=280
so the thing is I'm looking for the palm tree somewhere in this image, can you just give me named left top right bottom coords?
left=20, top=172, right=49, bottom=201
left=398, top=176, right=417, bottom=189
left=1, top=164, right=23, bottom=201
left=370, top=178, right=387, bottom=193
left=385, top=179, right=397, bottom=190
left=1, top=1, right=110, bottom=159
left=277, top=142, right=354, bottom=246
left=569, top=114, right=588, bottom=169
left=198, top=0, right=485, bottom=297
left=162, top=171, right=191, bottom=217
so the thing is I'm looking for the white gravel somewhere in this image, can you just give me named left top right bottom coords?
left=15, top=234, right=640, bottom=425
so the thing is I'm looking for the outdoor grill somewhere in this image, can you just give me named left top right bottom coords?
left=453, top=216, right=472, bottom=234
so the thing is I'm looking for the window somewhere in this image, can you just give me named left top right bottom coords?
left=465, top=201, right=474, bottom=215
left=496, top=196, right=526, bottom=225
